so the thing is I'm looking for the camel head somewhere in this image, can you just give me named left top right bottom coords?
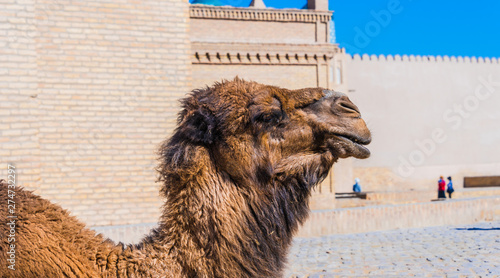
left=156, top=78, right=371, bottom=277
left=161, top=78, right=371, bottom=190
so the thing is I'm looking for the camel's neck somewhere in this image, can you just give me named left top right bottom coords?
left=150, top=161, right=312, bottom=277
left=144, top=139, right=333, bottom=277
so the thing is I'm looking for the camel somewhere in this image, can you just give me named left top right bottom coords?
left=0, top=78, right=371, bottom=277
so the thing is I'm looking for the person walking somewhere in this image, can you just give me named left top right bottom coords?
left=438, top=176, right=446, bottom=199
left=446, top=176, right=454, bottom=198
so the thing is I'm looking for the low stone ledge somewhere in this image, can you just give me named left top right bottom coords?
left=92, top=222, right=157, bottom=244
left=297, top=196, right=500, bottom=237
left=90, top=196, right=500, bottom=244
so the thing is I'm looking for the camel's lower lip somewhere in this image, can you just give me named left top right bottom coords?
left=351, top=142, right=371, bottom=158
left=328, top=135, right=371, bottom=159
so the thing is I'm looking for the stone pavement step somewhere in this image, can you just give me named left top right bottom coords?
left=298, top=196, right=500, bottom=237
left=285, top=221, right=500, bottom=277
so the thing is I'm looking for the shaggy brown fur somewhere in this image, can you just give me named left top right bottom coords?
left=0, top=78, right=371, bottom=277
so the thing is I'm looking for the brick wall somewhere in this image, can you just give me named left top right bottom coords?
left=0, top=0, right=191, bottom=227
left=0, top=0, right=40, bottom=189
left=191, top=19, right=317, bottom=44
left=192, top=64, right=318, bottom=90
left=189, top=5, right=332, bottom=44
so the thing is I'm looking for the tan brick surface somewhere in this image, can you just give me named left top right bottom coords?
left=0, top=0, right=40, bottom=189
left=1, top=0, right=191, bottom=226
left=191, top=19, right=316, bottom=44
left=192, top=64, right=318, bottom=90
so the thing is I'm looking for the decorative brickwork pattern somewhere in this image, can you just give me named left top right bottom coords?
left=192, top=42, right=334, bottom=65
left=194, top=52, right=329, bottom=65
left=190, top=5, right=332, bottom=23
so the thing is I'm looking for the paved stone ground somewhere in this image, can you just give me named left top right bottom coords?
left=285, top=221, right=500, bottom=277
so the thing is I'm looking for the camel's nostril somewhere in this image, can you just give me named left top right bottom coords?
left=337, top=101, right=360, bottom=115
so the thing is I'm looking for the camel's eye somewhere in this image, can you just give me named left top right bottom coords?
left=253, top=110, right=283, bottom=125
left=249, top=97, right=284, bottom=127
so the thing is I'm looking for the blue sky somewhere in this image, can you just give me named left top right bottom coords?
left=190, top=0, right=500, bottom=58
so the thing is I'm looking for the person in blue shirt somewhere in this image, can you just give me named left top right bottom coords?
left=446, top=176, right=454, bottom=198
left=353, top=178, right=361, bottom=193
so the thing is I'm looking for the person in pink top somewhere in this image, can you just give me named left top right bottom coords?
left=438, top=176, right=446, bottom=199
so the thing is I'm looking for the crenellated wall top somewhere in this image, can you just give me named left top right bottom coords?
left=349, top=53, right=500, bottom=64
left=190, top=4, right=333, bottom=23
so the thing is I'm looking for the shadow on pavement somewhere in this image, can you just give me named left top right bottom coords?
left=455, top=227, right=500, bottom=231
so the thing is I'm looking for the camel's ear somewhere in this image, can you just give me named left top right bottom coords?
left=180, top=108, right=216, bottom=144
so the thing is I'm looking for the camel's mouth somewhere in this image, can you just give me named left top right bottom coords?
left=327, top=133, right=371, bottom=159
